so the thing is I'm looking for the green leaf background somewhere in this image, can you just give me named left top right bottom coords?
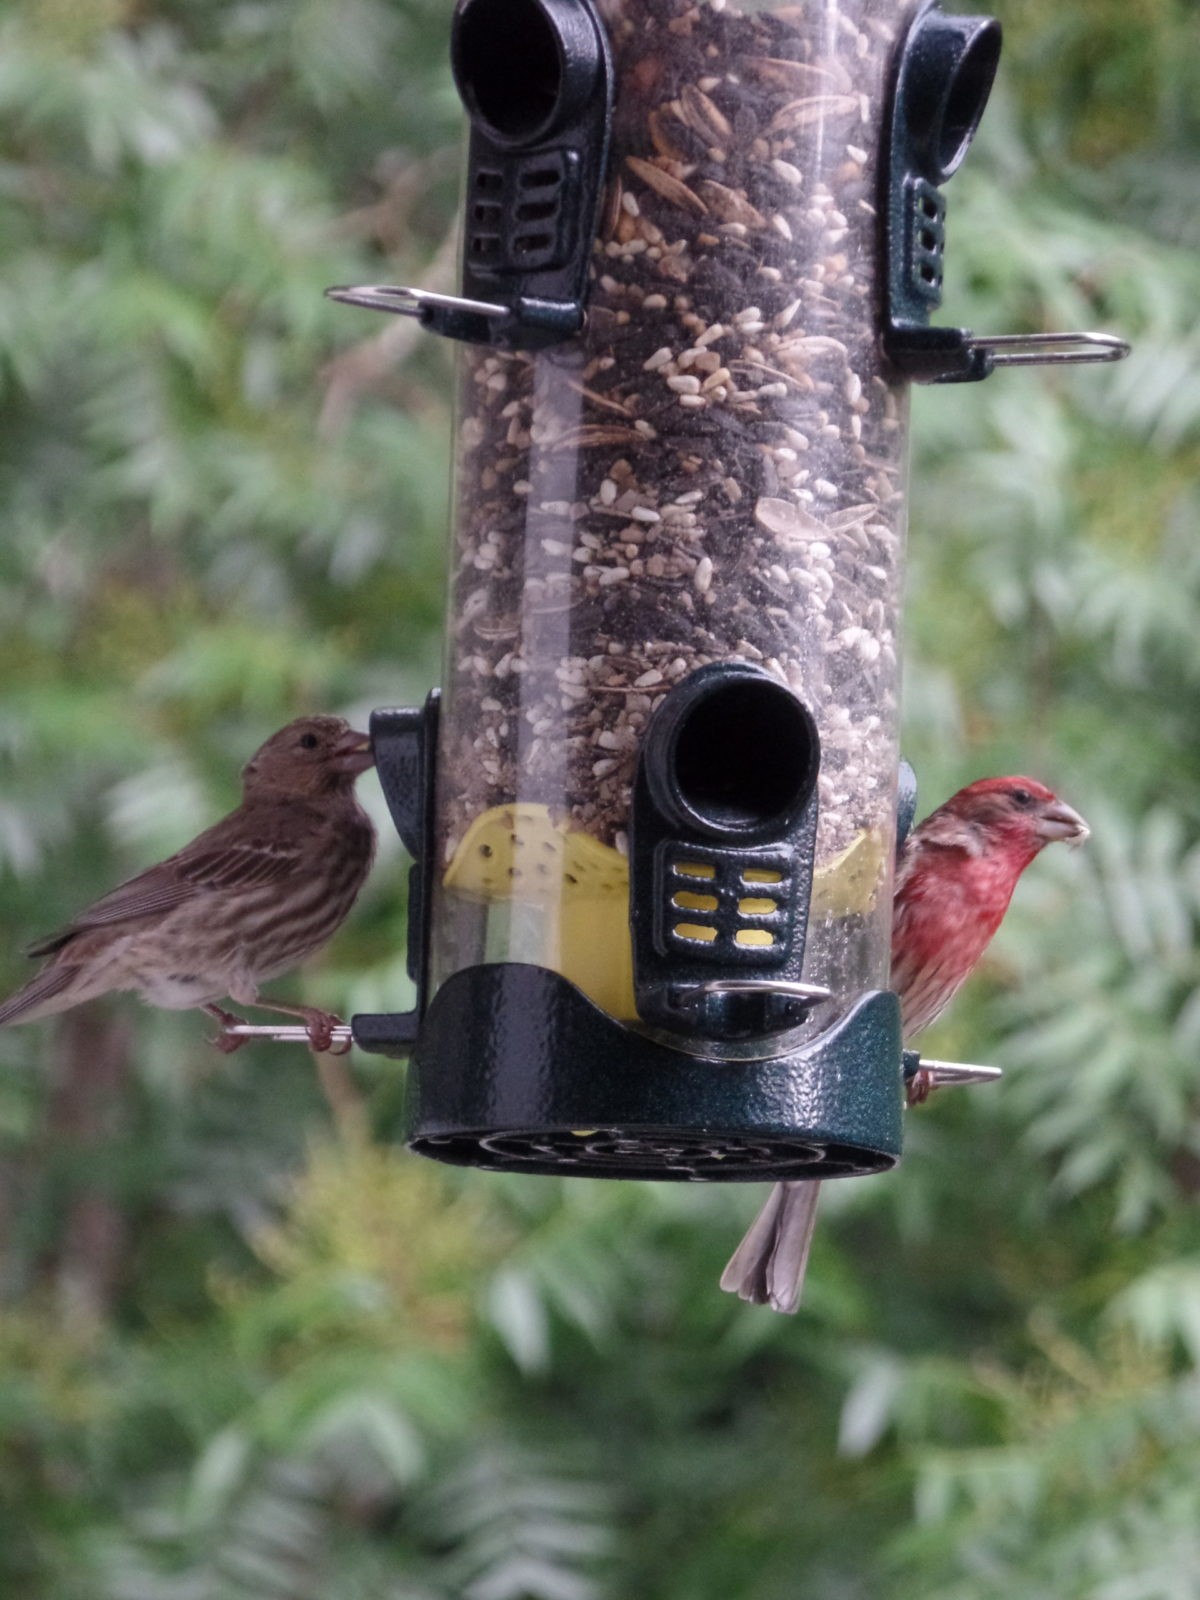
left=0, top=0, right=1198, bottom=1595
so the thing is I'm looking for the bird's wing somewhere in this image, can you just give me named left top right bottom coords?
left=176, top=834, right=308, bottom=892
left=25, top=862, right=198, bottom=956
left=26, top=821, right=309, bottom=958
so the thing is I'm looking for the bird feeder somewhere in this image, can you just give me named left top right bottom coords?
left=329, top=0, right=1126, bottom=1182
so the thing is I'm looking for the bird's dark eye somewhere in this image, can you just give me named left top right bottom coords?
left=299, top=732, right=319, bottom=750
left=1010, top=787, right=1034, bottom=807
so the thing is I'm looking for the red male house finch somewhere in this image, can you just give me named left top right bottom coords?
left=0, top=716, right=376, bottom=1053
left=720, top=776, right=1089, bottom=1314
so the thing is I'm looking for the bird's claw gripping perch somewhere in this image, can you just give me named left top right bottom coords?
left=204, top=1004, right=252, bottom=1055
left=903, top=1056, right=1004, bottom=1104
left=299, top=1009, right=353, bottom=1056
left=210, top=1016, right=355, bottom=1054
left=908, top=1057, right=1004, bottom=1092
left=906, top=1065, right=934, bottom=1106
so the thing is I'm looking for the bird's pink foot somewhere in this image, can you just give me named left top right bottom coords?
left=906, top=1066, right=934, bottom=1107
left=299, top=1008, right=350, bottom=1056
left=203, top=1003, right=250, bottom=1054
left=247, top=995, right=354, bottom=1054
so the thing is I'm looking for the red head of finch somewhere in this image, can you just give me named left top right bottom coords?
left=721, top=775, right=1089, bottom=1313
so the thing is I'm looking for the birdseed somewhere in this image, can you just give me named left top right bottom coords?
left=435, top=0, right=909, bottom=1005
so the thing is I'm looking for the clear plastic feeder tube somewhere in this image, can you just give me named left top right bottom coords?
left=431, top=0, right=910, bottom=1031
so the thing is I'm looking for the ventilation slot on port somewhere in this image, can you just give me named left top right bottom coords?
left=659, top=848, right=794, bottom=965
left=907, top=177, right=946, bottom=302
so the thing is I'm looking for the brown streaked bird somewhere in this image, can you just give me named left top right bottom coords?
left=0, top=716, right=376, bottom=1053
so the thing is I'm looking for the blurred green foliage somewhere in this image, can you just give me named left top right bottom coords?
left=0, top=0, right=1198, bottom=1596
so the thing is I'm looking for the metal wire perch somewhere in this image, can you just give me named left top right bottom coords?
left=218, top=1025, right=1003, bottom=1094
left=220, top=1021, right=355, bottom=1048
left=968, top=330, right=1131, bottom=366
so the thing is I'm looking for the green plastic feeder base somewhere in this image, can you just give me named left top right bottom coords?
left=374, top=963, right=903, bottom=1183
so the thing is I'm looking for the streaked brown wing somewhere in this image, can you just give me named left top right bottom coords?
left=26, top=827, right=306, bottom=958
left=177, top=835, right=307, bottom=892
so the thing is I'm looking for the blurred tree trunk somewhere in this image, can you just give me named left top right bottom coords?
left=44, top=1008, right=134, bottom=1326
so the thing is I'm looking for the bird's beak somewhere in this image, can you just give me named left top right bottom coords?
left=332, top=729, right=375, bottom=776
left=1036, top=798, right=1090, bottom=846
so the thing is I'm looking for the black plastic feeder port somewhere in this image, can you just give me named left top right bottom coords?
left=328, top=0, right=613, bottom=349
left=452, top=0, right=605, bottom=148
left=893, top=4, right=1002, bottom=186
left=630, top=664, right=827, bottom=1043
left=881, top=2, right=1127, bottom=379
left=450, top=0, right=615, bottom=345
left=882, top=0, right=1002, bottom=382
left=350, top=698, right=440, bottom=1056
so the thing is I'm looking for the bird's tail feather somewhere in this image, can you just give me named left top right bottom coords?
left=0, top=964, right=85, bottom=1027
left=719, top=1180, right=822, bottom=1314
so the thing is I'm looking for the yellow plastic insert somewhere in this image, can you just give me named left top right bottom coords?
left=443, top=803, right=636, bottom=1019
left=810, top=827, right=888, bottom=919
left=442, top=807, right=888, bottom=1020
